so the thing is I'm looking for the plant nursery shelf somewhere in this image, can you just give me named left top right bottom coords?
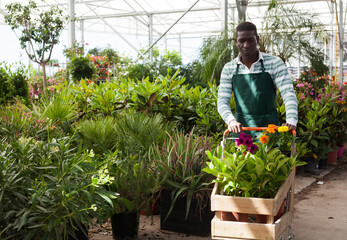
left=211, top=169, right=295, bottom=240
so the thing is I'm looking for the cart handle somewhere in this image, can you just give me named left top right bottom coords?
left=223, top=127, right=296, bottom=137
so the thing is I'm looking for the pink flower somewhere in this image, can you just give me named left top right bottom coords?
left=300, top=94, right=305, bottom=100
left=310, top=92, right=314, bottom=95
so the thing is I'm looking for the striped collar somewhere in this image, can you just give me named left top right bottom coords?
left=236, top=50, right=264, bottom=65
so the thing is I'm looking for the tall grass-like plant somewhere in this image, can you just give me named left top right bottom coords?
left=151, top=129, right=213, bottom=221
left=75, top=116, right=118, bottom=155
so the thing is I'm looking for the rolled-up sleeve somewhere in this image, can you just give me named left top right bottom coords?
left=217, top=63, right=236, bottom=125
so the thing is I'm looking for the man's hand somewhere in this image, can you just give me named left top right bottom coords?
left=281, top=123, right=296, bottom=131
left=228, top=120, right=242, bottom=133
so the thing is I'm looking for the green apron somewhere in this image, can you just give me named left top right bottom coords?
left=232, top=60, right=279, bottom=138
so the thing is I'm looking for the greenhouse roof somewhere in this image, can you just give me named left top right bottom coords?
left=0, top=0, right=345, bottom=64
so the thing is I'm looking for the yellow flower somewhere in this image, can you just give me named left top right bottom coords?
left=278, top=126, right=289, bottom=133
left=313, top=153, right=317, bottom=159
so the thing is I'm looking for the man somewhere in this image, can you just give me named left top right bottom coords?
left=217, top=22, right=298, bottom=136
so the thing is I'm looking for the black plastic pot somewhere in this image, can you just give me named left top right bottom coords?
left=66, top=223, right=89, bottom=240
left=160, top=189, right=213, bottom=237
left=111, top=211, right=139, bottom=240
left=318, top=156, right=328, bottom=169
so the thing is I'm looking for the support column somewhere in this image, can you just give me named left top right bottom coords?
left=339, top=0, right=344, bottom=83
left=178, top=34, right=182, bottom=55
left=69, top=0, right=76, bottom=47
left=80, top=19, right=84, bottom=44
left=221, top=0, right=228, bottom=36
left=330, top=2, right=334, bottom=79
left=148, top=14, right=153, bottom=62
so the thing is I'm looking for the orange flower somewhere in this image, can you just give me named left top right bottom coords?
left=266, top=124, right=277, bottom=133
left=260, top=135, right=269, bottom=144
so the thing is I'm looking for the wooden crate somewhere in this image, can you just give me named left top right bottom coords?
left=211, top=169, right=295, bottom=240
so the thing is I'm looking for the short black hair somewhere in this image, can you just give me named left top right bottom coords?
left=236, top=21, right=257, bottom=36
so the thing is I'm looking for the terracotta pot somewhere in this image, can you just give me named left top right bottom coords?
left=274, top=199, right=287, bottom=222
left=337, top=145, right=344, bottom=158
left=221, top=211, right=248, bottom=222
left=256, top=214, right=268, bottom=223
left=328, top=149, right=338, bottom=163
left=256, top=199, right=287, bottom=224
left=140, top=197, right=160, bottom=216
left=221, top=211, right=237, bottom=221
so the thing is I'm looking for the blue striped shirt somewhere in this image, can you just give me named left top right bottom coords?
left=217, top=51, right=298, bottom=126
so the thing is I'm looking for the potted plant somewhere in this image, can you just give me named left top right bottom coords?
left=203, top=129, right=305, bottom=239
left=151, top=129, right=214, bottom=237
left=106, top=151, right=161, bottom=240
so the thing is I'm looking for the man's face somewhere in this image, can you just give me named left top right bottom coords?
left=235, top=30, right=259, bottom=60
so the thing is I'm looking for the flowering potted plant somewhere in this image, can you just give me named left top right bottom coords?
left=203, top=129, right=305, bottom=239
left=258, top=124, right=295, bottom=152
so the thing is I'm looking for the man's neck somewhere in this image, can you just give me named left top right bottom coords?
left=240, top=51, right=259, bottom=69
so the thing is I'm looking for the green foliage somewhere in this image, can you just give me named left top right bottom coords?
left=260, top=5, right=327, bottom=63
left=204, top=142, right=305, bottom=198
left=0, top=103, right=63, bottom=142
left=64, top=41, right=85, bottom=60
left=106, top=152, right=161, bottom=213
left=198, top=33, right=235, bottom=85
left=151, top=129, right=213, bottom=221
left=124, top=48, right=184, bottom=82
left=69, top=56, right=95, bottom=82
left=50, top=72, right=224, bottom=136
left=0, top=136, right=117, bottom=239
left=75, top=116, right=118, bottom=155
left=0, top=63, right=29, bottom=104
left=5, top=0, right=70, bottom=89
left=115, top=111, right=174, bottom=157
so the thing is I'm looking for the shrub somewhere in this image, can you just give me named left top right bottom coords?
left=0, top=63, right=29, bottom=104
left=69, top=56, right=95, bottom=82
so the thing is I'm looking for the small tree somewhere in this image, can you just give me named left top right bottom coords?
left=5, top=1, right=70, bottom=91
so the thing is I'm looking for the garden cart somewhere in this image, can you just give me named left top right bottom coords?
left=210, top=126, right=296, bottom=240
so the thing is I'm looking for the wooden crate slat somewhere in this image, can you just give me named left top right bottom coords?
left=273, top=169, right=295, bottom=215
left=274, top=211, right=290, bottom=240
left=211, top=194, right=274, bottom=215
left=211, top=217, right=275, bottom=240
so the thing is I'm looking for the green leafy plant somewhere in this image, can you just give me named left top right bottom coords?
left=151, top=129, right=213, bottom=221
left=115, top=111, right=174, bottom=157
left=0, top=136, right=117, bottom=239
left=69, top=55, right=95, bottom=82
left=106, top=152, right=161, bottom=213
left=0, top=63, right=29, bottom=105
left=203, top=133, right=305, bottom=198
left=75, top=116, right=118, bottom=155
